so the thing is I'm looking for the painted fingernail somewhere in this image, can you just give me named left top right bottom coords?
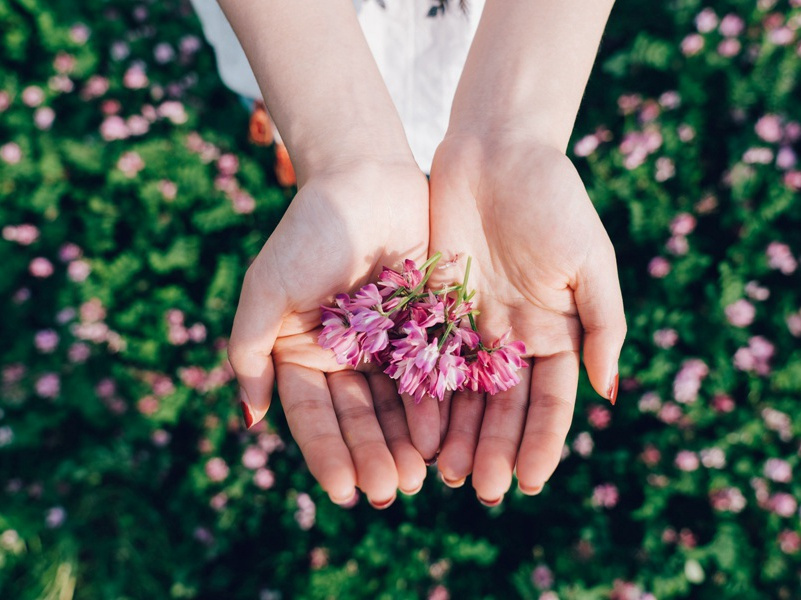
left=369, top=495, right=396, bottom=510
left=239, top=389, right=254, bottom=429
left=424, top=456, right=438, bottom=466
left=518, top=482, right=543, bottom=496
left=607, top=372, right=619, bottom=406
left=401, top=481, right=424, bottom=496
left=330, top=490, right=358, bottom=506
left=477, top=495, right=503, bottom=507
left=439, top=472, right=466, bottom=488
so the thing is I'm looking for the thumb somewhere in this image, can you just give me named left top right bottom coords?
left=228, top=257, right=287, bottom=428
left=574, top=240, right=627, bottom=405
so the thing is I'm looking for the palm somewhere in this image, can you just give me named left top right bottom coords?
left=230, top=162, right=435, bottom=507
left=429, top=137, right=625, bottom=503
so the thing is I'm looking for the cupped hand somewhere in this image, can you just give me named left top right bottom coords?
left=228, top=160, right=437, bottom=507
left=428, top=135, right=626, bottom=504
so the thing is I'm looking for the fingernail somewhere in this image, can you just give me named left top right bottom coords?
left=518, top=482, right=543, bottom=496
left=607, top=372, right=619, bottom=406
left=477, top=495, right=503, bottom=507
left=400, top=481, right=424, bottom=496
left=330, top=490, right=358, bottom=506
left=439, top=472, right=466, bottom=488
left=368, top=495, right=396, bottom=510
left=239, top=389, right=254, bottom=429
left=424, top=456, right=438, bottom=466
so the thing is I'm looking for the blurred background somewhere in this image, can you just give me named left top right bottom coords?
left=2, top=0, right=801, bottom=598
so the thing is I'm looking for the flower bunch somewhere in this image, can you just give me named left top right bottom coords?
left=318, top=255, right=526, bottom=403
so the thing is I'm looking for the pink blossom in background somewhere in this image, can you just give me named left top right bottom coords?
left=573, top=432, right=594, bottom=457
left=675, top=450, right=700, bottom=471
left=638, top=392, right=662, bottom=412
left=205, top=457, right=230, bottom=482
left=242, top=445, right=268, bottom=470
left=764, top=458, right=792, bottom=483
left=653, top=328, right=678, bottom=349
left=573, top=134, right=599, bottom=157
left=29, top=257, right=54, bottom=278
left=673, top=359, right=709, bottom=404
left=1, top=142, right=22, bottom=164
left=710, top=487, right=746, bottom=513
left=193, top=526, right=214, bottom=546
left=648, top=256, right=671, bottom=278
left=152, top=429, right=171, bottom=447
left=592, top=483, right=619, bottom=508
left=655, top=157, right=675, bottom=181
left=45, top=506, right=67, bottom=528
left=12, top=288, right=31, bottom=304
left=666, top=235, right=689, bottom=256
left=187, top=323, right=207, bottom=343
left=779, top=531, right=801, bottom=554
left=158, top=101, right=188, bottom=124
left=658, top=402, right=682, bottom=424
left=34, top=107, right=55, bottom=130
left=123, top=65, right=149, bottom=89
left=34, top=330, right=59, bottom=353
left=724, top=299, right=755, bottom=327
left=2, top=364, right=26, bottom=385
left=768, top=493, right=797, bottom=517
left=35, top=373, right=60, bottom=398
left=67, top=260, right=91, bottom=282
left=700, top=447, right=726, bottom=468
left=587, top=405, right=611, bottom=430
left=3, top=224, right=40, bottom=245
left=784, top=170, right=801, bottom=190
left=641, top=444, right=661, bottom=466
left=766, top=242, right=798, bottom=274
left=744, top=281, right=770, bottom=301
left=81, top=75, right=109, bottom=100
left=231, top=190, right=256, bottom=214
left=695, top=8, right=719, bottom=32
left=670, top=213, right=696, bottom=236
left=617, top=93, right=642, bottom=114
left=0, top=91, right=10, bottom=112
left=719, top=14, right=745, bottom=36
left=152, top=375, right=175, bottom=397
left=258, top=432, right=285, bottom=454
left=217, top=153, right=239, bottom=176
left=180, top=35, right=203, bottom=55
left=126, top=115, right=149, bottom=136
left=21, top=86, right=44, bottom=107
left=67, top=343, right=90, bottom=363
left=785, top=121, right=801, bottom=141
left=101, top=99, right=121, bottom=115
left=137, top=396, right=159, bottom=416
left=154, top=42, right=175, bottom=64
left=69, top=23, right=90, bottom=43
left=787, top=313, right=801, bottom=337
left=178, top=366, right=206, bottom=389
left=718, top=38, right=741, bottom=57
left=755, top=114, right=783, bottom=143
left=681, top=34, right=705, bottom=56
left=295, top=493, right=316, bottom=530
left=769, top=27, right=794, bottom=45
left=210, top=492, right=228, bottom=511
left=58, top=243, right=81, bottom=262
left=48, top=75, right=73, bottom=94
left=253, top=468, right=275, bottom=490
left=117, top=151, right=145, bottom=177
left=776, top=147, right=797, bottom=169
left=53, top=52, right=76, bottom=74
left=762, top=408, right=792, bottom=441
left=531, top=565, right=554, bottom=590
left=678, top=124, right=696, bottom=142
left=743, top=147, right=773, bottom=164
left=428, top=586, right=450, bottom=600
left=639, top=100, right=661, bottom=123
left=100, top=116, right=129, bottom=141
left=711, top=394, right=735, bottom=413
left=159, top=179, right=178, bottom=200
left=658, top=91, right=681, bottom=109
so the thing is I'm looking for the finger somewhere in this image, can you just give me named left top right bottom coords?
left=436, top=389, right=485, bottom=487
left=228, top=255, right=288, bottom=427
left=400, top=391, right=441, bottom=464
left=277, top=362, right=356, bottom=504
left=516, top=351, right=579, bottom=494
left=472, top=362, right=531, bottom=505
left=439, top=389, right=454, bottom=444
left=327, top=370, right=399, bottom=507
left=367, top=373, right=427, bottom=495
left=574, top=238, right=627, bottom=404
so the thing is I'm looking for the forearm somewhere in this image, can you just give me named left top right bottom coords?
left=448, top=0, right=615, bottom=152
left=217, top=0, right=413, bottom=181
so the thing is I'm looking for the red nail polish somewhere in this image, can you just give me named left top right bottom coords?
left=369, top=495, right=396, bottom=509
left=240, top=400, right=254, bottom=429
left=518, top=482, right=543, bottom=496
left=607, top=373, right=619, bottom=406
left=477, top=495, right=503, bottom=507
left=424, top=456, right=438, bottom=466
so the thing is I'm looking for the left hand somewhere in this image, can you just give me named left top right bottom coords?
left=428, top=133, right=626, bottom=505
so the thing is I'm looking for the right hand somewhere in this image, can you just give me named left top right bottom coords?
left=228, top=160, right=436, bottom=508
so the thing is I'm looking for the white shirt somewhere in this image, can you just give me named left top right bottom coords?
left=189, top=0, right=484, bottom=172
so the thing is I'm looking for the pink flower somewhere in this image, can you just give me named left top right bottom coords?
left=2, top=224, right=40, bottom=245
left=713, top=394, right=735, bottom=413
left=719, top=14, right=745, bottom=37
left=647, top=257, right=671, bottom=278
left=655, top=157, right=675, bottom=181
left=673, top=359, right=708, bottom=404
left=158, top=101, right=188, bottom=124
left=678, top=124, right=696, bottom=142
left=768, top=493, right=797, bottom=517
left=217, top=153, right=239, bottom=176
left=756, top=114, right=784, bottom=143
left=573, top=432, right=594, bottom=457
left=0, top=91, right=10, bottom=112
left=231, top=190, right=256, bottom=214
left=573, top=134, right=599, bottom=157
left=587, top=405, right=611, bottom=430
left=744, top=281, right=770, bottom=301
left=787, top=313, right=801, bottom=337
left=743, top=147, right=773, bottom=164
left=210, top=492, right=228, bottom=511
left=777, top=147, right=797, bottom=170
left=159, top=179, right=178, bottom=200
left=675, top=450, right=700, bottom=472
left=67, top=260, right=91, bottom=282
left=22, top=86, right=44, bottom=107
left=428, top=350, right=468, bottom=402
left=734, top=336, right=775, bottom=375
left=387, top=323, right=441, bottom=403
left=242, top=445, right=268, bottom=470
left=766, top=242, right=798, bottom=274
left=100, top=116, right=129, bottom=141
left=154, top=42, right=175, bottom=64
left=254, top=468, right=275, bottom=489
left=29, top=257, right=54, bottom=278
left=45, top=506, right=67, bottom=528
left=350, top=307, right=394, bottom=356
left=378, top=259, right=423, bottom=292
left=137, top=396, right=159, bottom=416
left=205, top=457, right=229, bottom=482
left=123, top=65, right=149, bottom=89
left=710, top=487, right=746, bottom=513
left=68, top=343, right=90, bottom=363
left=34, top=107, right=55, bottom=130
left=695, top=8, right=718, bottom=33
left=70, top=23, right=90, bottom=43
left=641, top=444, right=661, bottom=467
left=319, top=300, right=362, bottom=367
left=126, top=115, right=149, bottom=136
left=681, top=34, right=705, bottom=56
left=466, top=333, right=526, bottom=395
left=653, top=328, right=678, bottom=349
left=591, top=483, right=619, bottom=508
left=531, top=565, right=554, bottom=590
left=666, top=235, right=688, bottom=256
left=658, top=402, right=682, bottom=424
left=785, top=170, right=801, bottom=190
left=700, top=447, right=726, bottom=468
left=670, top=213, right=697, bottom=236
left=180, top=35, right=203, bottom=55
left=718, top=38, right=741, bottom=57
left=295, top=493, right=316, bottom=530
left=36, top=373, right=60, bottom=398
left=1, top=142, right=22, bottom=164
left=769, top=27, right=794, bottom=46
left=81, top=75, right=109, bottom=100
left=117, top=152, right=145, bottom=177
left=779, top=531, right=801, bottom=554
left=638, top=392, right=662, bottom=412
left=724, top=299, right=755, bottom=327
left=764, top=458, right=792, bottom=483
left=34, top=330, right=59, bottom=353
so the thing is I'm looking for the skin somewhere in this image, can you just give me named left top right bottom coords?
left=221, top=0, right=626, bottom=507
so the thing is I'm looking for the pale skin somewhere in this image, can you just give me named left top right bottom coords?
left=221, top=0, right=625, bottom=507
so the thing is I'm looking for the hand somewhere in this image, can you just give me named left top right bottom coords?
left=428, top=134, right=626, bottom=504
left=228, top=160, right=436, bottom=507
